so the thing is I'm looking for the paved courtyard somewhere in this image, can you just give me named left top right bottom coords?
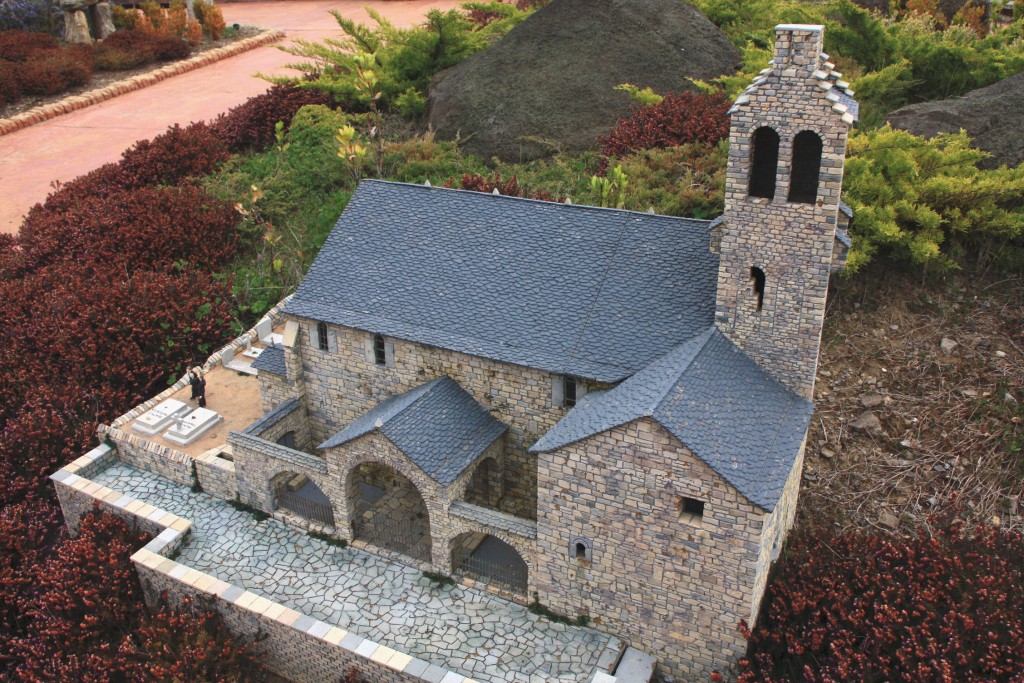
left=91, top=462, right=617, bottom=683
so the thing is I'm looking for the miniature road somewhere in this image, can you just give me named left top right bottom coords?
left=0, top=0, right=462, bottom=235
left=91, top=462, right=617, bottom=683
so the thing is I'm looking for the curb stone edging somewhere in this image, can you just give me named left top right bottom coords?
left=0, top=27, right=285, bottom=137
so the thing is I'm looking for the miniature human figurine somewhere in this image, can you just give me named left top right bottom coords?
left=197, top=373, right=207, bottom=408
left=188, top=368, right=201, bottom=400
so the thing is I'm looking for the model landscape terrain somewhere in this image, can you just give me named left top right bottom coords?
left=0, top=0, right=1022, bottom=681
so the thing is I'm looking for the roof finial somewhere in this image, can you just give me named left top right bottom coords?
left=492, top=188, right=500, bottom=195
left=424, top=179, right=432, bottom=187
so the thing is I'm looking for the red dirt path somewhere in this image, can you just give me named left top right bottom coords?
left=0, top=1, right=462, bottom=235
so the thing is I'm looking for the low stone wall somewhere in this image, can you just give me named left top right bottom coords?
left=50, top=458, right=497, bottom=683
left=194, top=447, right=238, bottom=501
left=103, top=425, right=194, bottom=488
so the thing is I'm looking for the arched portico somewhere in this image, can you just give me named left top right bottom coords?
left=449, top=531, right=529, bottom=595
left=347, top=460, right=432, bottom=562
left=268, top=469, right=337, bottom=527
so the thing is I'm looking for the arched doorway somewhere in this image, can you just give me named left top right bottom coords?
left=349, top=462, right=431, bottom=562
left=451, top=532, right=528, bottom=595
left=271, top=471, right=335, bottom=527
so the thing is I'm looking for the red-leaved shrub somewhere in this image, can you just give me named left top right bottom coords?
left=599, top=91, right=731, bottom=171
left=16, top=45, right=92, bottom=95
left=0, top=29, right=57, bottom=62
left=444, top=172, right=558, bottom=201
left=740, top=516, right=1024, bottom=682
left=211, top=84, right=333, bottom=152
left=19, top=185, right=238, bottom=273
left=0, top=59, right=21, bottom=106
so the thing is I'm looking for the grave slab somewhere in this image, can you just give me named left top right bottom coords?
left=131, top=399, right=191, bottom=436
left=164, top=408, right=223, bottom=446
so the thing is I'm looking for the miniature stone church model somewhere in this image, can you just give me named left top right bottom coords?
left=113, top=24, right=856, bottom=680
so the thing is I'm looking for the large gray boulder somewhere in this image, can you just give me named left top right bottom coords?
left=887, top=71, right=1024, bottom=169
left=426, top=0, right=740, bottom=163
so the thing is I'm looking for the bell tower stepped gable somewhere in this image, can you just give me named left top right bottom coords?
left=715, top=24, right=856, bottom=400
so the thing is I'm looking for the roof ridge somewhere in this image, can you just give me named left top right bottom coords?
left=359, top=179, right=714, bottom=223
left=643, top=327, right=716, bottom=415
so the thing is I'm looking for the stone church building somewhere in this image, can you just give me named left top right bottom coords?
left=58, top=24, right=857, bottom=681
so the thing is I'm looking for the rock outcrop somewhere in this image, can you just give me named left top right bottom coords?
left=887, top=71, right=1024, bottom=169
left=427, top=0, right=740, bottom=162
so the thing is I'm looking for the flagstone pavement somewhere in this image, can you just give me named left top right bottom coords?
left=91, top=461, right=618, bottom=683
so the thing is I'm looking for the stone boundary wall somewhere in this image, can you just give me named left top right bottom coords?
left=0, top=28, right=285, bottom=137
left=103, top=425, right=194, bottom=487
left=49, top=454, right=629, bottom=683
left=194, top=447, right=238, bottom=501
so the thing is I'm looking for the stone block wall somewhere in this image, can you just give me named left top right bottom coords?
left=535, top=418, right=771, bottom=680
left=715, top=24, right=850, bottom=400
left=194, top=448, right=237, bottom=501
left=102, top=425, right=194, bottom=488
left=293, top=319, right=585, bottom=518
left=244, top=398, right=313, bottom=453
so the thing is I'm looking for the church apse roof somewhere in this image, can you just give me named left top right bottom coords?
left=285, top=180, right=719, bottom=383
left=531, top=327, right=813, bottom=511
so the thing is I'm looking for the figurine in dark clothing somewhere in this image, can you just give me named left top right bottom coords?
left=197, top=375, right=207, bottom=408
left=188, top=369, right=201, bottom=399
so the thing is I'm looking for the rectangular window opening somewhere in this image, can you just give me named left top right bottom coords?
left=563, top=376, right=578, bottom=408
left=373, top=334, right=387, bottom=367
left=316, top=322, right=329, bottom=351
left=679, top=496, right=705, bottom=522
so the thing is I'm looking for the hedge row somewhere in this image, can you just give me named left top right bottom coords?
left=0, top=84, right=327, bottom=678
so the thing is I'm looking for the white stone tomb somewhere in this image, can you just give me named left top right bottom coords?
left=164, top=408, right=223, bottom=446
left=131, top=399, right=191, bottom=436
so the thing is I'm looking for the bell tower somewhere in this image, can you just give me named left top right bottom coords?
left=714, top=24, right=856, bottom=399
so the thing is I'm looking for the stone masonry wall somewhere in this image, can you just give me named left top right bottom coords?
left=294, top=320, right=584, bottom=519
left=535, top=418, right=771, bottom=680
left=247, top=401, right=314, bottom=454
left=259, top=371, right=298, bottom=415
left=104, top=426, right=194, bottom=488
left=715, top=25, right=850, bottom=400
left=194, top=448, right=237, bottom=501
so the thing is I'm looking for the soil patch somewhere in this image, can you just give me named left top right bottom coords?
left=426, top=0, right=740, bottom=163
left=798, top=265, right=1023, bottom=536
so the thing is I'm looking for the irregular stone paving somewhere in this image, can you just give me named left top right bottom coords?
left=92, top=462, right=615, bottom=683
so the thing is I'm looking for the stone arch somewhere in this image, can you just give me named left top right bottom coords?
left=748, top=126, right=780, bottom=199
left=449, top=530, right=530, bottom=595
left=267, top=468, right=337, bottom=527
left=788, top=130, right=823, bottom=204
left=345, top=459, right=433, bottom=562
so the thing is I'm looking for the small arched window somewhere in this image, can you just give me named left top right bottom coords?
left=748, top=127, right=780, bottom=199
left=750, top=266, right=766, bottom=312
left=788, top=131, right=823, bottom=204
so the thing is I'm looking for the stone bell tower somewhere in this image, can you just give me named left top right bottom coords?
left=714, top=24, right=857, bottom=399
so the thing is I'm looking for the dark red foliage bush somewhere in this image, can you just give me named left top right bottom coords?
left=0, top=29, right=57, bottom=62
left=0, top=59, right=21, bottom=105
left=16, top=45, right=92, bottom=95
left=740, top=517, right=1024, bottom=682
left=599, top=91, right=731, bottom=171
left=444, top=172, right=558, bottom=201
left=150, top=34, right=191, bottom=61
left=18, top=185, right=239, bottom=273
left=211, top=83, right=333, bottom=152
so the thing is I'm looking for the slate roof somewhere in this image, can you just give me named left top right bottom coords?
left=252, top=345, right=286, bottom=376
left=285, top=181, right=718, bottom=383
left=319, top=376, right=508, bottom=486
left=244, top=397, right=300, bottom=436
left=531, top=327, right=813, bottom=511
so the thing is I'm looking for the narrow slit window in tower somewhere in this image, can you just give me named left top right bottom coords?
left=788, top=131, right=823, bottom=204
left=373, top=334, right=387, bottom=366
left=748, top=127, right=779, bottom=199
left=750, top=266, right=766, bottom=312
left=575, top=543, right=587, bottom=560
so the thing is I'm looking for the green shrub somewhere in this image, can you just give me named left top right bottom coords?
left=842, top=126, right=1024, bottom=272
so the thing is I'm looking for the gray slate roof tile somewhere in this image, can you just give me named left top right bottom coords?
left=319, top=376, right=508, bottom=486
left=243, top=397, right=300, bottom=436
left=252, top=345, right=286, bottom=376
left=532, top=327, right=812, bottom=511
left=285, top=181, right=718, bottom=382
